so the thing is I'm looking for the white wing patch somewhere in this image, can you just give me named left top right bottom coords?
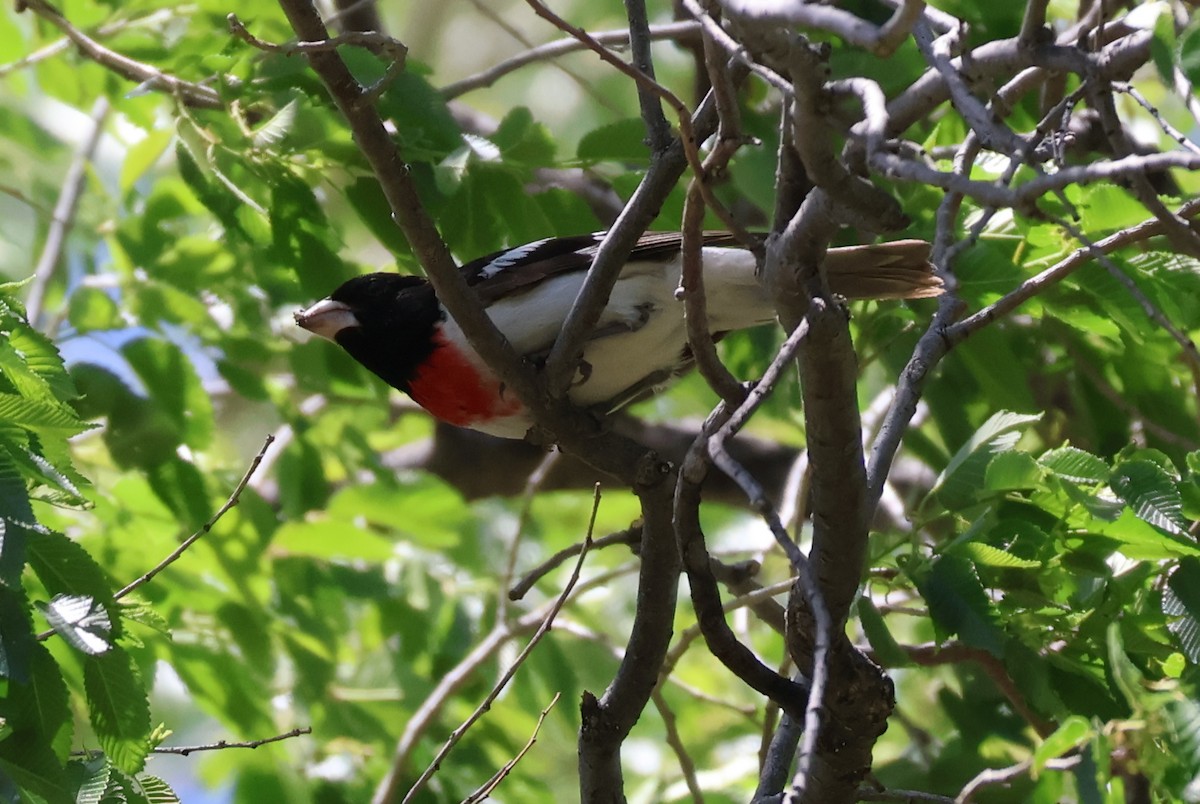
left=477, top=237, right=555, bottom=279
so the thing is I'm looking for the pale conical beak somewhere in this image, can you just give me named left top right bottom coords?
left=295, top=299, right=360, bottom=341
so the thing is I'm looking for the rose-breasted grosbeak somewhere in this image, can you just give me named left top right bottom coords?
left=295, top=232, right=941, bottom=438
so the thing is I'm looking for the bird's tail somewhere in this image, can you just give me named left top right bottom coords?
left=824, top=240, right=943, bottom=300
left=701, top=239, right=942, bottom=331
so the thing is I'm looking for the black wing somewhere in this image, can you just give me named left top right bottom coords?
left=460, top=231, right=741, bottom=305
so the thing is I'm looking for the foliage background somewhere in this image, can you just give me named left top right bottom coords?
left=2, top=0, right=1200, bottom=802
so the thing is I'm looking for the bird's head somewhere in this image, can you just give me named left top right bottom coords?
left=295, top=273, right=441, bottom=392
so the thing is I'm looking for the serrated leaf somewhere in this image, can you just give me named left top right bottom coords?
left=956, top=542, right=1042, bottom=569
left=0, top=732, right=69, bottom=803
left=136, top=774, right=179, bottom=803
left=1111, top=459, right=1188, bottom=536
left=1091, top=509, right=1200, bottom=560
left=0, top=451, right=33, bottom=586
left=1040, top=446, right=1110, bottom=484
left=5, top=324, right=79, bottom=403
left=933, top=411, right=1042, bottom=510
left=75, top=756, right=112, bottom=804
left=577, top=118, right=650, bottom=163
left=984, top=450, right=1043, bottom=491
left=0, top=393, right=90, bottom=435
left=26, top=529, right=113, bottom=604
left=0, top=587, right=35, bottom=683
left=0, top=434, right=86, bottom=506
left=38, top=595, right=112, bottom=655
left=917, top=554, right=1005, bottom=657
left=22, top=642, right=72, bottom=760
left=1165, top=558, right=1200, bottom=664
left=491, top=106, right=555, bottom=165
left=103, top=763, right=150, bottom=804
left=84, top=648, right=151, bottom=774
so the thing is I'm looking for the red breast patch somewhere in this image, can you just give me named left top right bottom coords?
left=406, top=333, right=525, bottom=428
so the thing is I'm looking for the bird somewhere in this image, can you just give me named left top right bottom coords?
left=295, top=231, right=942, bottom=439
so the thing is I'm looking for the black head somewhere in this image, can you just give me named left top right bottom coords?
left=296, top=273, right=442, bottom=393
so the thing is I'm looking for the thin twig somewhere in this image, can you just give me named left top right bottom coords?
left=114, top=435, right=275, bottom=601
left=441, top=22, right=700, bottom=99
left=227, top=13, right=406, bottom=103
left=17, top=0, right=221, bottom=108
left=956, top=755, right=1081, bottom=803
left=400, top=485, right=601, bottom=804
left=73, top=726, right=314, bottom=757
left=652, top=689, right=705, bottom=804
left=856, top=787, right=955, bottom=803
left=1053, top=213, right=1200, bottom=398
left=945, top=198, right=1200, bottom=345
left=1114, top=81, right=1200, bottom=157
left=461, top=693, right=562, bottom=804
left=500, top=450, right=562, bottom=616
left=227, top=13, right=407, bottom=61
left=509, top=524, right=641, bottom=601
left=26, top=97, right=110, bottom=330
left=374, top=564, right=629, bottom=804
left=150, top=727, right=311, bottom=756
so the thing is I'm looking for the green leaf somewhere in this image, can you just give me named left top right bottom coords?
left=26, top=529, right=114, bottom=604
left=1091, top=509, right=1200, bottom=560
left=0, top=452, right=33, bottom=586
left=1110, top=459, right=1188, bottom=536
left=1033, top=716, right=1092, bottom=776
left=83, top=648, right=151, bottom=775
left=145, top=457, right=210, bottom=530
left=1040, top=446, right=1109, bottom=484
left=955, top=542, right=1041, bottom=569
left=74, top=756, right=111, bottom=804
left=577, top=118, right=650, bottom=163
left=9, top=642, right=72, bottom=761
left=1165, top=558, right=1200, bottom=664
left=0, top=393, right=90, bottom=435
left=984, top=450, right=1043, bottom=492
left=121, top=338, right=213, bottom=451
left=492, top=106, right=556, bottom=165
left=0, top=587, right=35, bottom=683
left=857, top=597, right=909, bottom=667
left=933, top=411, right=1042, bottom=509
left=121, top=128, right=174, bottom=192
left=917, top=554, right=1005, bottom=657
left=327, top=478, right=466, bottom=549
left=67, top=288, right=122, bottom=332
left=1180, top=22, right=1200, bottom=86
left=0, top=734, right=69, bottom=804
left=136, top=774, right=180, bottom=803
left=5, top=324, right=79, bottom=404
left=272, top=519, right=396, bottom=561
left=1106, top=623, right=1145, bottom=706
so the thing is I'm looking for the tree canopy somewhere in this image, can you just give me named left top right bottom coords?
left=3, top=0, right=1200, bottom=802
